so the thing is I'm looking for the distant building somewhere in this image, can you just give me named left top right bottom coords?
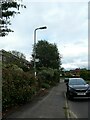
left=64, top=68, right=80, bottom=77
left=70, top=68, right=80, bottom=77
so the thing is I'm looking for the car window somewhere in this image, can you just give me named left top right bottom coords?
left=69, top=78, right=86, bottom=85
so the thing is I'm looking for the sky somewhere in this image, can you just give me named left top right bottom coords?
left=0, top=0, right=89, bottom=70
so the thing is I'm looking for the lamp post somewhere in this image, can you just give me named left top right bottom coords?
left=34, top=26, right=47, bottom=78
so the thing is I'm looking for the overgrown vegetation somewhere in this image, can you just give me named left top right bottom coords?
left=2, top=64, right=36, bottom=111
left=37, top=67, right=60, bottom=88
left=2, top=64, right=60, bottom=111
left=2, top=42, right=61, bottom=112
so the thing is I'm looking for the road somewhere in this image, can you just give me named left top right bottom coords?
left=4, top=81, right=90, bottom=119
left=67, top=94, right=90, bottom=118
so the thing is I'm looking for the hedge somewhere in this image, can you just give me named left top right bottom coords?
left=2, top=64, right=36, bottom=111
left=37, top=67, right=60, bottom=87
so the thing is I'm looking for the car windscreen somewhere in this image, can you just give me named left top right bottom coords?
left=69, top=78, right=86, bottom=85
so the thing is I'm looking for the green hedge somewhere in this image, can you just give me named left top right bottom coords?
left=37, top=67, right=60, bottom=87
left=2, top=65, right=36, bottom=111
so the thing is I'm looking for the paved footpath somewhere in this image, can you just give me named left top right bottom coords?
left=6, top=82, right=67, bottom=118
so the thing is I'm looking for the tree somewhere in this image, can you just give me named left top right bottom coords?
left=32, top=40, right=62, bottom=70
left=80, top=68, right=90, bottom=80
left=0, top=0, right=26, bottom=37
left=9, top=50, right=26, bottom=59
left=60, top=67, right=65, bottom=77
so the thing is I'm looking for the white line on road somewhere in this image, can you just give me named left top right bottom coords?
left=69, top=110, right=78, bottom=119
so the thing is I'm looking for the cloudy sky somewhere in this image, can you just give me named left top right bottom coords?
left=0, top=0, right=89, bottom=70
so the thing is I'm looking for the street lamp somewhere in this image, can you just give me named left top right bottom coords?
left=34, top=26, right=47, bottom=78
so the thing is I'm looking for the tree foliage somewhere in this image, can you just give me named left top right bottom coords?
left=9, top=50, right=26, bottom=59
left=32, top=40, right=61, bottom=70
left=0, top=0, right=26, bottom=37
left=80, top=68, right=90, bottom=81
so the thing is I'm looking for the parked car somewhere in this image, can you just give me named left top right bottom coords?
left=66, top=78, right=90, bottom=99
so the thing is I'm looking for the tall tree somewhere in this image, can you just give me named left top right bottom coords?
left=32, top=40, right=62, bottom=70
left=0, top=0, right=26, bottom=37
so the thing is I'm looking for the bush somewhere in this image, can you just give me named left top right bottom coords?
left=41, top=83, right=50, bottom=89
left=80, top=70, right=90, bottom=81
left=2, top=65, right=36, bottom=111
left=37, top=67, right=60, bottom=87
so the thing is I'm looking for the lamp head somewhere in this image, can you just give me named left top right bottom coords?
left=39, top=26, right=47, bottom=29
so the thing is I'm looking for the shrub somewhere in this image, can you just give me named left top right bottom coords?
left=2, top=65, right=36, bottom=111
left=80, top=70, right=90, bottom=81
left=37, top=67, right=60, bottom=87
left=41, top=83, right=50, bottom=89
